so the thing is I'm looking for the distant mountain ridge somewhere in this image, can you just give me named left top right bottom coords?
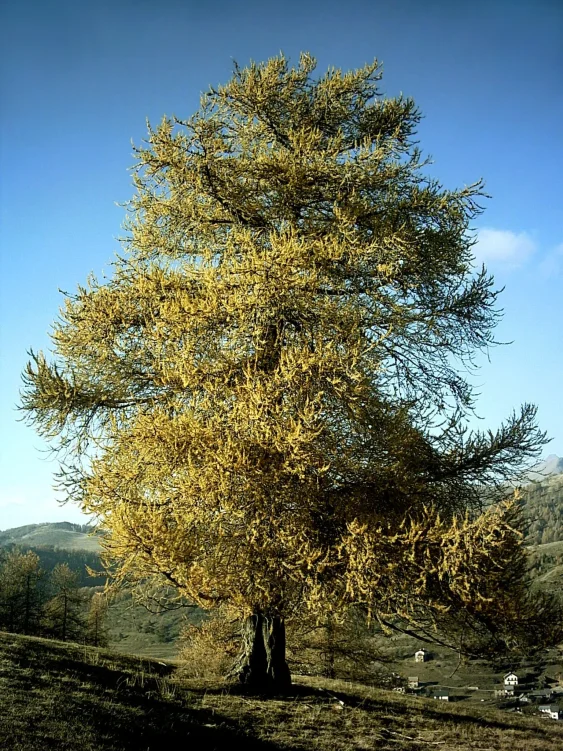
left=0, top=464, right=561, bottom=608
left=0, top=521, right=101, bottom=553
left=525, top=454, right=563, bottom=482
left=1, top=458, right=561, bottom=552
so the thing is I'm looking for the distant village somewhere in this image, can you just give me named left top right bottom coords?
left=390, top=649, right=563, bottom=721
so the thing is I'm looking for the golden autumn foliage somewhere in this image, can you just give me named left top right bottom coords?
left=21, top=53, right=560, bottom=675
left=178, top=606, right=240, bottom=679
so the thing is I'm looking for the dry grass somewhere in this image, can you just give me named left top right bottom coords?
left=1, top=631, right=563, bottom=750
left=178, top=674, right=563, bottom=750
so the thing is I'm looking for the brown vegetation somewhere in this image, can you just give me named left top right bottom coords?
left=1, top=631, right=563, bottom=751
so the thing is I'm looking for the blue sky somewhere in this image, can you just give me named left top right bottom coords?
left=0, top=0, right=561, bottom=529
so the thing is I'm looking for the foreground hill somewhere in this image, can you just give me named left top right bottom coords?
left=0, top=632, right=562, bottom=751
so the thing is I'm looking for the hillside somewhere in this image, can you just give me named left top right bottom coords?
left=0, top=523, right=193, bottom=655
left=519, top=467, right=563, bottom=594
left=521, top=473, right=563, bottom=546
left=0, top=522, right=101, bottom=552
left=373, top=630, right=563, bottom=694
left=527, top=538, right=563, bottom=595
left=105, top=587, right=200, bottom=659
left=1, top=632, right=563, bottom=751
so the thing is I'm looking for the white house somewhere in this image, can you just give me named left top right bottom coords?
left=414, top=649, right=427, bottom=663
left=539, top=705, right=562, bottom=720
left=548, top=707, right=561, bottom=721
left=504, top=672, right=518, bottom=687
left=432, top=690, right=449, bottom=701
left=408, top=676, right=419, bottom=689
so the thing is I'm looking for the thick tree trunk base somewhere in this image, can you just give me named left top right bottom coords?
left=227, top=613, right=291, bottom=693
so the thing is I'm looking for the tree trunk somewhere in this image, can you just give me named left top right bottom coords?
left=324, top=614, right=336, bottom=680
left=24, top=574, right=31, bottom=635
left=62, top=595, right=68, bottom=642
left=228, top=612, right=291, bottom=692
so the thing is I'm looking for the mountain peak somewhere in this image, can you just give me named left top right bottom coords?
left=526, top=455, right=563, bottom=482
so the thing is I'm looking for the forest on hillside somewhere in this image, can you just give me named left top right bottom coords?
left=521, top=474, right=563, bottom=545
left=0, top=544, right=104, bottom=587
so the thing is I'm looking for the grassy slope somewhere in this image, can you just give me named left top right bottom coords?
left=528, top=539, right=563, bottom=586
left=0, top=524, right=101, bottom=553
left=104, top=589, right=199, bottom=660
left=1, top=632, right=563, bottom=751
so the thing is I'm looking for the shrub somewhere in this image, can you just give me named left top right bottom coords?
left=177, top=607, right=240, bottom=679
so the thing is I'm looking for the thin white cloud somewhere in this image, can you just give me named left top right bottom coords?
left=472, top=228, right=537, bottom=269
left=539, top=242, right=563, bottom=278
left=0, top=493, right=26, bottom=509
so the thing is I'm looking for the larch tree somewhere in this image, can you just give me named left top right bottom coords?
left=86, top=591, right=109, bottom=647
left=0, top=549, right=44, bottom=635
left=45, top=563, right=84, bottom=643
left=21, top=53, right=562, bottom=691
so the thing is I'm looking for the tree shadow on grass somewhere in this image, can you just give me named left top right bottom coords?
left=55, top=691, right=293, bottom=751
left=0, top=635, right=303, bottom=751
left=2, top=692, right=293, bottom=751
left=2, top=671, right=301, bottom=751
